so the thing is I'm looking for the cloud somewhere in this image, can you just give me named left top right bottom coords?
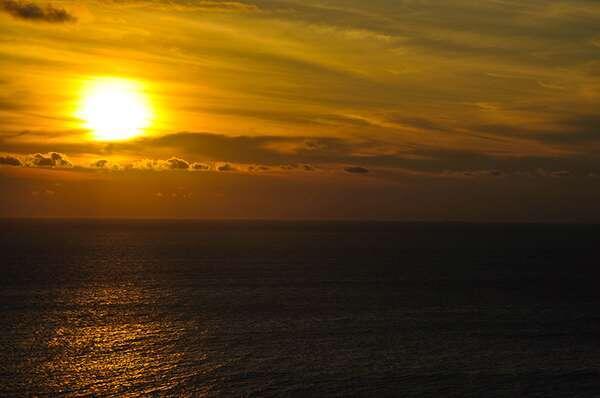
left=344, top=166, right=369, bottom=174
left=3, top=148, right=598, bottom=180
left=91, top=159, right=122, bottom=170
left=126, top=157, right=191, bottom=170
left=92, top=159, right=109, bottom=169
left=109, top=131, right=600, bottom=177
left=0, top=154, right=22, bottom=166
left=474, top=114, right=600, bottom=145
left=536, top=114, right=600, bottom=144
left=27, top=152, right=72, bottom=168
left=31, top=189, right=55, bottom=197
left=204, top=107, right=376, bottom=129
left=386, top=115, right=451, bottom=133
left=535, top=169, right=571, bottom=178
left=0, top=0, right=76, bottom=23
left=128, top=158, right=160, bottom=170
left=109, top=0, right=258, bottom=13
left=191, top=162, right=210, bottom=170
left=217, top=163, right=236, bottom=172
left=279, top=163, right=316, bottom=171
left=550, top=170, right=571, bottom=178
left=125, top=132, right=366, bottom=164
left=248, top=165, right=270, bottom=172
left=176, top=0, right=258, bottom=12
left=4, top=128, right=600, bottom=178
left=165, top=157, right=189, bottom=170
left=461, top=169, right=503, bottom=177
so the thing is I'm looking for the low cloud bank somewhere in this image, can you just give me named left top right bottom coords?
left=1, top=150, right=597, bottom=181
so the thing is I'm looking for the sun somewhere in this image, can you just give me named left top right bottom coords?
left=78, top=77, right=152, bottom=141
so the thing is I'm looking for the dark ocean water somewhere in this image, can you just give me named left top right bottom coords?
left=1, top=220, right=600, bottom=397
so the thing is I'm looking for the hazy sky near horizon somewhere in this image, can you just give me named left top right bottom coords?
left=1, top=0, right=600, bottom=219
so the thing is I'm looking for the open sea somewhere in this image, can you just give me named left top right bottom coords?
left=1, top=219, right=600, bottom=396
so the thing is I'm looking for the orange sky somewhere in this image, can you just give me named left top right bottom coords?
left=1, top=0, right=600, bottom=220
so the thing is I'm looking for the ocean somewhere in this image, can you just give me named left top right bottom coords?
left=1, top=220, right=599, bottom=396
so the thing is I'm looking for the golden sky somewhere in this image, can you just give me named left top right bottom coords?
left=1, top=0, right=600, bottom=219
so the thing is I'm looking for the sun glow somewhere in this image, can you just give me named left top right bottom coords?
left=78, top=78, right=152, bottom=141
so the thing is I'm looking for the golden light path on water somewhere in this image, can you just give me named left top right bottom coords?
left=42, top=280, right=215, bottom=396
left=29, top=230, right=216, bottom=397
left=77, top=77, right=153, bottom=141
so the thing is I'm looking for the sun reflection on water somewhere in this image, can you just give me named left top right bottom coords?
left=41, top=285, right=208, bottom=396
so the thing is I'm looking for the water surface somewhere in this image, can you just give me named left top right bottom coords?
left=1, top=220, right=600, bottom=396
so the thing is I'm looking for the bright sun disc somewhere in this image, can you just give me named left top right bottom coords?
left=78, top=78, right=151, bottom=141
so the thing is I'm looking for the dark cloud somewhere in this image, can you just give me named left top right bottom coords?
left=304, top=139, right=336, bottom=151
left=27, top=152, right=72, bottom=168
left=201, top=107, right=374, bottom=128
left=118, top=132, right=600, bottom=177
left=0, top=97, right=27, bottom=111
left=0, top=155, right=22, bottom=166
left=191, top=162, right=210, bottom=170
left=91, top=159, right=122, bottom=170
left=124, top=132, right=365, bottom=166
left=111, top=0, right=259, bottom=12
left=248, top=165, right=270, bottom=172
left=31, top=189, right=55, bottom=197
left=166, top=157, right=190, bottom=170
left=91, top=159, right=109, bottom=168
left=344, top=166, right=369, bottom=174
left=535, top=169, right=571, bottom=178
left=1, top=0, right=76, bottom=23
left=4, top=130, right=600, bottom=178
left=550, top=170, right=571, bottom=178
left=473, top=114, right=600, bottom=145
left=537, top=115, right=600, bottom=144
left=386, top=115, right=451, bottom=133
left=217, top=163, right=236, bottom=172
left=462, top=169, right=503, bottom=177
left=279, top=163, right=315, bottom=171
left=125, top=157, right=190, bottom=171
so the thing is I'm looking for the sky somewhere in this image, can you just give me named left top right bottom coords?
left=1, top=0, right=599, bottom=220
